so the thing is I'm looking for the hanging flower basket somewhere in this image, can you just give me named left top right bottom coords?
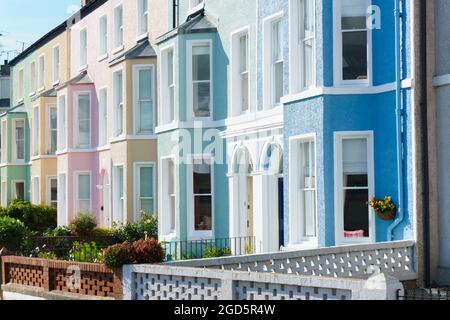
left=369, top=196, right=397, bottom=221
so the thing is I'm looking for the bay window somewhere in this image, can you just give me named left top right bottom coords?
left=75, top=93, right=91, bottom=149
left=49, top=106, right=57, bottom=154
left=113, top=70, right=124, bottom=137
left=13, top=119, right=25, bottom=161
left=189, top=42, right=211, bottom=119
left=58, top=174, right=67, bottom=226
left=134, top=65, right=153, bottom=134
left=12, top=181, right=25, bottom=201
left=113, top=166, right=124, bottom=224
left=335, top=132, right=374, bottom=244
left=48, top=177, right=58, bottom=208
left=190, top=158, right=213, bottom=238
left=135, top=164, right=154, bottom=219
left=76, top=173, right=91, bottom=213
left=335, top=0, right=370, bottom=84
left=161, top=158, right=176, bottom=236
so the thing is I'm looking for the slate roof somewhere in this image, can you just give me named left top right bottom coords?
left=109, top=39, right=157, bottom=67
left=57, top=71, right=93, bottom=90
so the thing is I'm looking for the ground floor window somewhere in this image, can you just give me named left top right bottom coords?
left=289, top=134, right=317, bottom=247
left=12, top=181, right=25, bottom=201
left=32, top=177, right=40, bottom=204
left=1, top=181, right=6, bottom=206
left=48, top=177, right=58, bottom=208
left=58, top=174, right=66, bottom=225
left=113, top=166, right=124, bottom=224
left=161, top=158, right=176, bottom=236
left=334, top=132, right=375, bottom=244
left=135, top=164, right=154, bottom=219
left=190, top=157, right=213, bottom=238
left=76, top=172, right=91, bottom=214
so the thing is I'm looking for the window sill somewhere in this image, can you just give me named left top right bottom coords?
left=29, top=92, right=36, bottom=98
left=112, top=46, right=124, bottom=55
left=97, top=54, right=108, bottom=62
left=136, top=33, right=148, bottom=42
left=79, top=65, right=88, bottom=72
left=17, top=99, right=24, bottom=104
left=110, top=135, right=126, bottom=144
left=38, top=87, right=45, bottom=93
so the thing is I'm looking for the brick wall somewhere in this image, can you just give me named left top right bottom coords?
left=2, top=256, right=122, bottom=300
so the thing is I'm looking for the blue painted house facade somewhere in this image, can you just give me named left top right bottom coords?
left=282, top=0, right=415, bottom=249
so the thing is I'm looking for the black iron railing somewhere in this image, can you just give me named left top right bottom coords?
left=161, top=236, right=257, bottom=262
left=397, top=287, right=450, bottom=300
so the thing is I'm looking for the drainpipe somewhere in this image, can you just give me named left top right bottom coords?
left=387, top=0, right=405, bottom=241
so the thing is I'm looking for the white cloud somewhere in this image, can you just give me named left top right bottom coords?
left=66, top=4, right=81, bottom=15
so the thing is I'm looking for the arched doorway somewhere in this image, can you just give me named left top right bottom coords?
left=229, top=146, right=254, bottom=252
left=261, top=142, right=284, bottom=251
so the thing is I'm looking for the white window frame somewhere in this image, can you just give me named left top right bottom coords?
left=112, top=69, right=124, bottom=138
left=159, top=44, right=175, bottom=125
left=32, top=176, right=40, bottom=205
left=263, top=12, right=284, bottom=110
left=18, top=69, right=24, bottom=102
left=58, top=94, right=67, bottom=151
left=186, top=39, right=213, bottom=121
left=12, top=180, right=25, bottom=201
left=80, top=28, right=88, bottom=69
left=334, top=131, right=375, bottom=245
left=47, top=176, right=58, bottom=207
left=74, top=171, right=92, bottom=214
left=12, top=118, right=25, bottom=162
left=32, top=105, right=40, bottom=156
left=113, top=164, right=125, bottom=224
left=333, top=0, right=372, bottom=86
left=98, top=87, right=108, bottom=147
left=187, top=155, right=214, bottom=240
left=73, top=91, right=92, bottom=149
left=160, top=156, right=177, bottom=238
left=289, top=0, right=317, bottom=93
left=133, top=162, right=156, bottom=221
left=133, top=64, right=155, bottom=135
left=52, top=45, right=60, bottom=85
left=137, top=0, right=149, bottom=39
left=231, top=26, right=251, bottom=117
left=1, top=181, right=7, bottom=206
left=114, top=4, right=124, bottom=51
left=30, top=61, right=37, bottom=95
left=288, top=133, right=318, bottom=249
left=47, top=104, right=57, bottom=155
left=58, top=173, right=67, bottom=226
left=38, top=54, right=45, bottom=91
left=98, top=15, right=108, bottom=59
left=1, top=120, right=6, bottom=164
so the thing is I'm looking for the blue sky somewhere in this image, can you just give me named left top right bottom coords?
left=0, top=0, right=80, bottom=61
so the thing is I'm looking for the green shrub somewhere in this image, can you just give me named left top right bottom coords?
left=203, top=246, right=232, bottom=259
left=93, top=227, right=114, bottom=237
left=103, top=242, right=133, bottom=268
left=70, top=241, right=104, bottom=263
left=0, top=216, right=26, bottom=251
left=43, top=226, right=72, bottom=237
left=4, top=200, right=57, bottom=234
left=69, top=213, right=97, bottom=237
left=130, top=239, right=165, bottom=264
left=37, top=251, right=58, bottom=260
left=113, top=213, right=157, bottom=243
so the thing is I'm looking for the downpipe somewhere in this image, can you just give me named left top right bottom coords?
left=387, top=0, right=405, bottom=240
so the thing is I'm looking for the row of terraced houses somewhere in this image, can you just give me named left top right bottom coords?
left=0, top=0, right=449, bottom=286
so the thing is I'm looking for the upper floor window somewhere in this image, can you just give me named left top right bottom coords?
left=290, top=0, right=316, bottom=92
left=75, top=93, right=91, bottom=149
left=18, top=69, right=24, bottom=101
left=334, top=0, right=370, bottom=85
left=113, top=70, right=124, bottom=137
left=161, top=47, right=175, bottom=125
left=80, top=29, right=88, bottom=68
left=30, top=62, right=37, bottom=93
left=188, top=41, right=212, bottom=119
left=99, top=15, right=108, bottom=57
left=13, top=119, right=25, bottom=162
left=53, top=46, right=60, bottom=84
left=1, top=121, right=6, bottom=164
left=134, top=65, right=154, bottom=134
left=0, top=78, right=10, bottom=100
left=231, top=29, right=250, bottom=116
left=32, top=106, right=39, bottom=156
left=98, top=88, right=108, bottom=146
left=38, top=55, right=45, bottom=89
left=114, top=5, right=124, bottom=50
left=137, top=0, right=149, bottom=37
left=49, top=106, right=57, bottom=154
left=263, top=13, right=284, bottom=109
left=58, top=95, right=66, bottom=150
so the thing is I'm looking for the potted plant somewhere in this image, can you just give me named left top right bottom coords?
left=369, top=196, right=397, bottom=221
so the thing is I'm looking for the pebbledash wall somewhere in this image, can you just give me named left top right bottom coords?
left=282, top=0, right=415, bottom=249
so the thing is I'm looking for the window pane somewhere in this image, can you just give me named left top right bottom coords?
left=50, top=108, right=57, bottom=153
left=140, top=167, right=153, bottom=197
left=15, top=183, right=25, bottom=200
left=341, top=0, right=367, bottom=30
left=343, top=189, right=369, bottom=237
left=342, top=31, right=367, bottom=80
left=139, top=101, right=153, bottom=132
left=78, top=94, right=90, bottom=147
left=241, top=72, right=249, bottom=112
left=274, top=61, right=283, bottom=103
left=303, top=190, right=316, bottom=237
left=139, top=69, right=152, bottom=100
left=167, top=51, right=174, bottom=85
left=272, top=21, right=283, bottom=62
left=239, top=35, right=247, bottom=73
left=79, top=175, right=90, bottom=200
left=192, top=46, right=210, bottom=81
left=342, top=138, right=367, bottom=177
left=194, top=196, right=212, bottom=231
left=140, top=199, right=153, bottom=215
left=303, top=38, right=314, bottom=87
left=193, top=162, right=211, bottom=194
left=193, top=82, right=211, bottom=117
